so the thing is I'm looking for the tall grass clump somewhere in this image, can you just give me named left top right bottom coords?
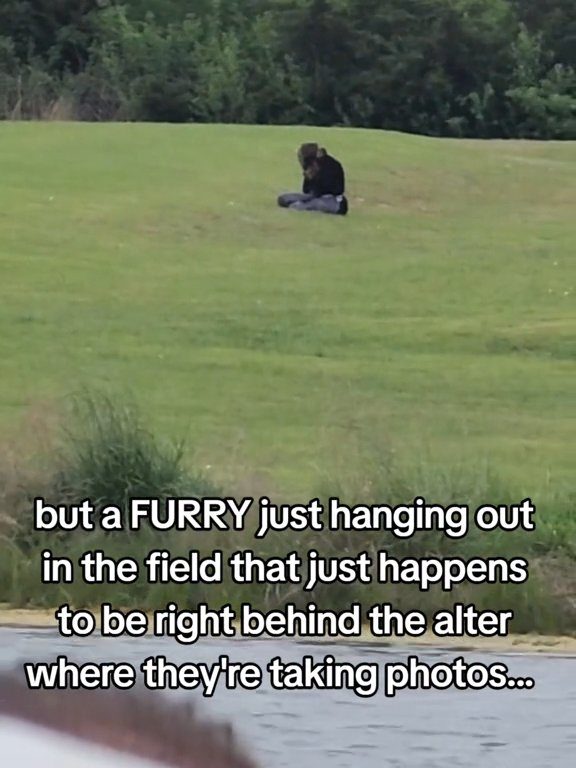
left=0, top=390, right=220, bottom=607
left=312, top=445, right=528, bottom=560
left=304, top=441, right=576, bottom=634
left=53, top=389, right=217, bottom=513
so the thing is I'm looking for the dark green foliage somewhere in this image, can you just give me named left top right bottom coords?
left=0, top=0, right=574, bottom=137
left=0, top=0, right=101, bottom=71
left=506, top=25, right=576, bottom=138
left=514, top=0, right=576, bottom=67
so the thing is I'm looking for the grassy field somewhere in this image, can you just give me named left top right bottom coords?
left=0, top=122, right=574, bottom=630
left=0, top=122, right=574, bottom=494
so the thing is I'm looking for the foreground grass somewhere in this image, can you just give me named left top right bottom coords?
left=0, top=393, right=574, bottom=635
left=0, top=123, right=574, bottom=495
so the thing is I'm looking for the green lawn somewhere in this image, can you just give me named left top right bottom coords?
left=0, top=122, right=574, bottom=498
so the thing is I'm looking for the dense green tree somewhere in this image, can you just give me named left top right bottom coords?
left=0, top=0, right=574, bottom=137
left=514, top=0, right=576, bottom=67
left=0, top=0, right=101, bottom=71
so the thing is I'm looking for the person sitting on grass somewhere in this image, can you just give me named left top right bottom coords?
left=277, top=143, right=348, bottom=216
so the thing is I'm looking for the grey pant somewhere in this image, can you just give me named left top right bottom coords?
left=278, top=192, right=343, bottom=215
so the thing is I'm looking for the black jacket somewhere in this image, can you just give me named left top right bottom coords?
left=303, top=154, right=345, bottom=197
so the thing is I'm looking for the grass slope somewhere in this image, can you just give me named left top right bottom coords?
left=0, top=122, right=575, bottom=497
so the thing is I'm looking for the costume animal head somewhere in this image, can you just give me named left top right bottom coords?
left=297, top=143, right=319, bottom=168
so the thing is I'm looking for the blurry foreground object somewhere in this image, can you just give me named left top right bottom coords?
left=0, top=671, right=259, bottom=768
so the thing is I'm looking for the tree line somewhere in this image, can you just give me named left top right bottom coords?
left=0, top=0, right=574, bottom=138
